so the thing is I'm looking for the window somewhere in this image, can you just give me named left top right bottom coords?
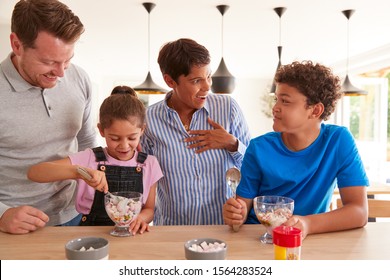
left=338, top=72, right=389, bottom=183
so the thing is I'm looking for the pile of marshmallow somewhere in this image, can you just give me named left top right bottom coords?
left=79, top=246, right=95, bottom=251
left=256, top=207, right=293, bottom=227
left=105, top=195, right=142, bottom=226
left=188, top=241, right=226, bottom=252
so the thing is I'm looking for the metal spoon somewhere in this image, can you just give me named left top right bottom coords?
left=226, top=167, right=241, bottom=232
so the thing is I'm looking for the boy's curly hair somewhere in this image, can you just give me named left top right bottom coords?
left=274, top=61, right=342, bottom=120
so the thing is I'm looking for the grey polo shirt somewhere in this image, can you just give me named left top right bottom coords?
left=0, top=53, right=97, bottom=226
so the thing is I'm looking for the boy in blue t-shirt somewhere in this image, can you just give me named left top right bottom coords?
left=223, top=61, right=369, bottom=239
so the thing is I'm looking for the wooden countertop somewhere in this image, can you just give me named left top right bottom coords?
left=1, top=223, right=389, bottom=260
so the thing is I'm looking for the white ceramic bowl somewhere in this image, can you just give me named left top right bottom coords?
left=65, top=237, right=109, bottom=260
left=184, top=238, right=227, bottom=260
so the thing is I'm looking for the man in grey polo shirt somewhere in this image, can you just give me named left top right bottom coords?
left=0, top=0, right=97, bottom=234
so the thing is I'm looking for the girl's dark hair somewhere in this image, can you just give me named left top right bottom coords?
left=111, top=85, right=137, bottom=96
left=99, top=89, right=145, bottom=130
left=275, top=60, right=342, bottom=120
left=158, top=38, right=211, bottom=83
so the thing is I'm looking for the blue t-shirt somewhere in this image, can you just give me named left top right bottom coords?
left=236, top=123, right=369, bottom=224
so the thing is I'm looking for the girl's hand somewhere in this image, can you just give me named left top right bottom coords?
left=129, top=216, right=149, bottom=235
left=77, top=166, right=108, bottom=193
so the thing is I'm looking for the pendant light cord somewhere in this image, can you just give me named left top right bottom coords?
left=278, top=16, right=282, bottom=46
left=147, top=10, right=151, bottom=71
left=346, top=18, right=350, bottom=75
left=221, top=13, right=224, bottom=57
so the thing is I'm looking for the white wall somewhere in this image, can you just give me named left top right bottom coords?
left=231, top=78, right=274, bottom=137
left=0, top=24, right=11, bottom=59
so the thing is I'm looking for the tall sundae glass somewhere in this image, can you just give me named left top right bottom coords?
left=104, top=191, right=143, bottom=237
left=253, top=196, right=294, bottom=244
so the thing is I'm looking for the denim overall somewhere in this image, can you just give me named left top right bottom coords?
left=79, top=147, right=147, bottom=226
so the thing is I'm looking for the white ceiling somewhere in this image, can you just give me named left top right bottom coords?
left=1, top=0, right=390, bottom=87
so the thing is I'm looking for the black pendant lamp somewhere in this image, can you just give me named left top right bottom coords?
left=211, top=5, right=235, bottom=94
left=134, top=2, right=167, bottom=95
left=341, top=9, right=367, bottom=96
left=270, top=7, right=286, bottom=94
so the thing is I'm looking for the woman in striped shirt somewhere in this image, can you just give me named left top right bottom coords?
left=141, top=38, right=251, bottom=225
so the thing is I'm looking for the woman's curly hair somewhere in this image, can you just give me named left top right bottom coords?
left=274, top=61, right=342, bottom=120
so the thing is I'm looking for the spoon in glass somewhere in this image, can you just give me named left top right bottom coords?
left=226, top=167, right=241, bottom=232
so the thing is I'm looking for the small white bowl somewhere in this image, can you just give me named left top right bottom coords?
left=65, top=237, right=109, bottom=260
left=184, top=238, right=227, bottom=260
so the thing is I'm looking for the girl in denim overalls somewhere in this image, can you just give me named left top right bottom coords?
left=28, top=86, right=163, bottom=235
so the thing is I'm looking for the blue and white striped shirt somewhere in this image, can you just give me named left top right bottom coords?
left=141, top=92, right=251, bottom=225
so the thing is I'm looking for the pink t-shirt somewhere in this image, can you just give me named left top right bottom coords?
left=69, top=148, right=163, bottom=214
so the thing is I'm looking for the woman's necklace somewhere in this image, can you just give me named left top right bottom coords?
left=169, top=98, right=192, bottom=131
